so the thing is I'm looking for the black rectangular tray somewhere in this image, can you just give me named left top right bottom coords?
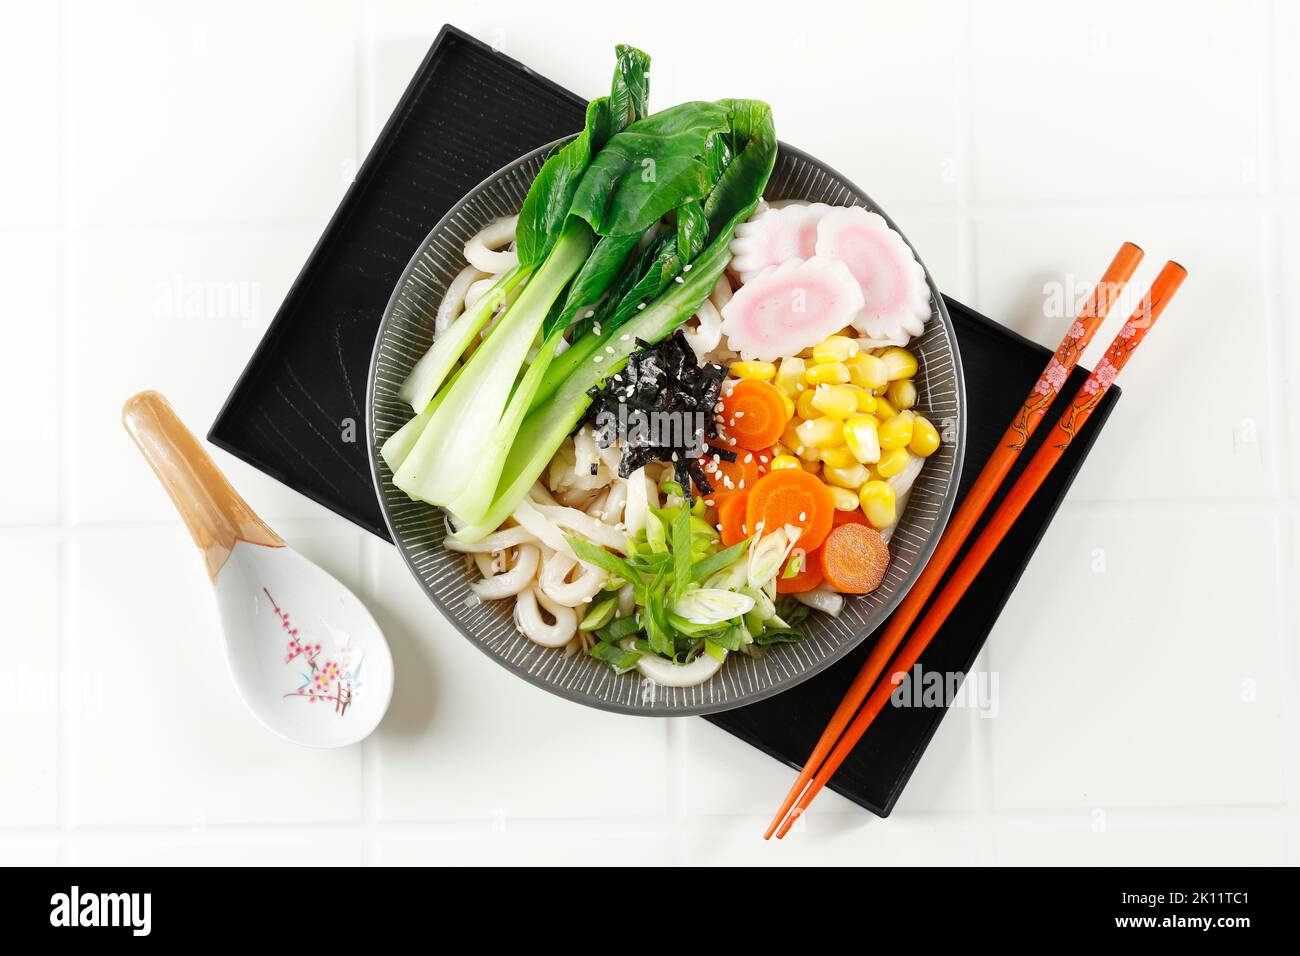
left=211, top=25, right=1119, bottom=817
left=704, top=302, right=1117, bottom=816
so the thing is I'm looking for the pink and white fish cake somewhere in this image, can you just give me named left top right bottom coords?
left=719, top=256, right=864, bottom=362
left=728, top=202, right=833, bottom=285
left=815, top=207, right=931, bottom=340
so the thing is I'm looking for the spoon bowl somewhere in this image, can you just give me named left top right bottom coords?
left=123, top=390, right=393, bottom=748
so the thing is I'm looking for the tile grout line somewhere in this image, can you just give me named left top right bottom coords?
left=1262, top=0, right=1298, bottom=813
left=54, top=0, right=77, bottom=863
left=4, top=800, right=1292, bottom=842
left=1272, top=518, right=1298, bottom=810
left=666, top=718, right=689, bottom=864
left=956, top=0, right=993, bottom=841
left=1258, top=0, right=1291, bottom=502
left=2, top=494, right=1299, bottom=545
left=353, top=6, right=381, bottom=866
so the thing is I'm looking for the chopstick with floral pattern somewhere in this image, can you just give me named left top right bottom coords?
left=764, top=242, right=1145, bottom=839
left=772, top=260, right=1187, bottom=838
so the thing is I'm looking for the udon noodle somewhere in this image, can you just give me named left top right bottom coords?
left=438, top=203, right=927, bottom=658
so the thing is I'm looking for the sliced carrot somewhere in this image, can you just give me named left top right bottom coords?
left=818, top=523, right=890, bottom=594
left=718, top=491, right=750, bottom=547
left=696, top=446, right=762, bottom=503
left=744, top=468, right=835, bottom=552
left=721, top=379, right=789, bottom=450
left=776, top=546, right=826, bottom=593
left=832, top=507, right=872, bottom=527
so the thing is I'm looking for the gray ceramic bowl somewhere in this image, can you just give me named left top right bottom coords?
left=367, top=140, right=965, bottom=716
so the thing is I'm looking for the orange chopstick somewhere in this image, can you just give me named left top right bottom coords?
left=763, top=242, right=1144, bottom=839
left=773, top=260, right=1188, bottom=838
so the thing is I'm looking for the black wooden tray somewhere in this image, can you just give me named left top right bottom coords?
left=210, top=24, right=1119, bottom=816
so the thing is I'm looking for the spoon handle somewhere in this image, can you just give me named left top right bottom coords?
left=122, top=390, right=283, bottom=581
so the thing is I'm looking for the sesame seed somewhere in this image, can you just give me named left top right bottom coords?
left=637, top=302, right=646, bottom=310
left=715, top=523, right=722, bottom=531
left=728, top=437, right=737, bottom=446
left=605, top=346, right=615, bottom=354
left=584, top=310, right=595, bottom=318
left=799, top=511, right=807, bottom=521
left=738, top=480, right=745, bottom=489
left=593, top=355, right=603, bottom=363
left=735, top=411, right=745, bottom=418
left=743, top=453, right=753, bottom=463
left=683, top=264, right=693, bottom=272
left=620, top=334, right=630, bottom=341
left=674, top=276, right=684, bottom=284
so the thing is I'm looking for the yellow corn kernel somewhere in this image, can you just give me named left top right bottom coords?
left=909, top=415, right=941, bottom=457
left=858, top=480, right=897, bottom=528
left=823, top=462, right=871, bottom=489
left=729, top=360, right=776, bottom=381
left=795, top=416, right=845, bottom=450
left=828, top=486, right=860, bottom=511
left=878, top=410, right=915, bottom=451
left=819, top=444, right=859, bottom=469
left=842, top=415, right=882, bottom=465
left=880, top=347, right=918, bottom=382
left=855, top=390, right=878, bottom=414
left=796, top=389, right=819, bottom=420
left=781, top=420, right=803, bottom=448
left=886, top=379, right=917, bottom=410
left=804, top=361, right=850, bottom=386
left=774, top=357, right=806, bottom=397
left=812, top=335, right=859, bottom=364
left=873, top=396, right=898, bottom=420
left=777, top=389, right=796, bottom=420
left=846, top=352, right=889, bottom=390
left=770, top=454, right=802, bottom=471
left=801, top=459, right=822, bottom=476
left=810, top=383, right=859, bottom=419
left=877, top=446, right=911, bottom=479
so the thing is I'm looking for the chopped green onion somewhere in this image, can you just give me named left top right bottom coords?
left=690, top=535, right=753, bottom=582
left=588, top=641, right=641, bottom=673
left=597, top=615, right=641, bottom=642
left=754, top=625, right=804, bottom=646
left=671, top=506, right=693, bottom=602
left=578, top=596, right=618, bottom=632
left=781, top=550, right=805, bottom=579
left=565, top=536, right=641, bottom=584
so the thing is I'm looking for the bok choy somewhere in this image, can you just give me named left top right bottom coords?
left=389, top=45, right=777, bottom=548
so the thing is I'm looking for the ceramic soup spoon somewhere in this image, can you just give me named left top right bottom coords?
left=122, top=390, right=393, bottom=747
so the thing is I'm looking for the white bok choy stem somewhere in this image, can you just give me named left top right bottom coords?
left=448, top=217, right=743, bottom=543
left=397, top=265, right=528, bottom=413
left=393, top=225, right=593, bottom=509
